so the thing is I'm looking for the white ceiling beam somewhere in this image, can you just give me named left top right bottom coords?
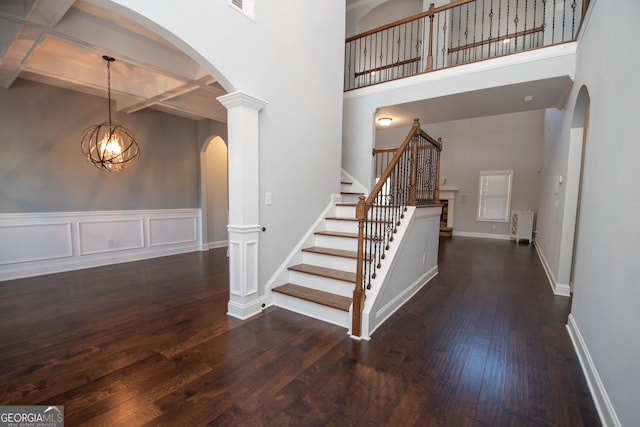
left=54, top=7, right=209, bottom=84
left=0, top=0, right=74, bottom=87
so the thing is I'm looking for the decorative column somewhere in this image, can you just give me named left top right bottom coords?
left=217, top=91, right=267, bottom=319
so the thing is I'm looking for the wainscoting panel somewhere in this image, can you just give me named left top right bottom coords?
left=78, top=219, right=145, bottom=255
left=0, top=209, right=202, bottom=282
left=148, top=216, right=197, bottom=247
left=0, top=222, right=72, bottom=265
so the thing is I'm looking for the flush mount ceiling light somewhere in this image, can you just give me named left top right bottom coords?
left=378, top=117, right=393, bottom=127
left=81, top=56, right=140, bottom=172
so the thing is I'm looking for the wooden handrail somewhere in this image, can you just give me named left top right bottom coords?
left=346, top=0, right=476, bottom=43
left=352, top=119, right=442, bottom=337
left=365, top=122, right=421, bottom=207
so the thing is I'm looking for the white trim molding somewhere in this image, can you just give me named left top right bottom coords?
left=452, top=231, right=511, bottom=240
left=226, top=224, right=262, bottom=320
left=533, top=241, right=571, bottom=296
left=0, top=209, right=202, bottom=282
left=566, top=314, right=621, bottom=427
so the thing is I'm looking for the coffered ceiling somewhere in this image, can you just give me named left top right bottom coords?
left=0, top=0, right=228, bottom=122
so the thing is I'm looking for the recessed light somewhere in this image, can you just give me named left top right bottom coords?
left=523, top=95, right=535, bottom=103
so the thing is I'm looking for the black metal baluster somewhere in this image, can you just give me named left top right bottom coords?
left=441, top=13, right=447, bottom=67
left=473, top=1, right=478, bottom=61
left=562, top=0, right=566, bottom=41
left=489, top=0, right=494, bottom=57
left=464, top=4, right=469, bottom=62
left=571, top=0, right=578, bottom=40
left=506, top=0, right=511, bottom=54
left=552, top=0, right=556, bottom=43
left=481, top=0, right=486, bottom=60
left=498, top=0, right=502, bottom=55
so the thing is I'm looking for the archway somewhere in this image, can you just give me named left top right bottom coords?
left=557, top=86, right=590, bottom=294
left=97, top=0, right=267, bottom=319
left=200, top=136, right=228, bottom=250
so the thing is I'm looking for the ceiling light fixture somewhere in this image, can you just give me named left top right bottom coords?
left=81, top=56, right=140, bottom=172
left=378, top=117, right=393, bottom=127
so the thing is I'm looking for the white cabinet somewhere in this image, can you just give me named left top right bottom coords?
left=510, top=210, right=535, bottom=243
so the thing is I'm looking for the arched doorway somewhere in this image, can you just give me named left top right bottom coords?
left=200, top=136, right=228, bottom=250
left=98, top=0, right=267, bottom=319
left=557, top=86, right=590, bottom=294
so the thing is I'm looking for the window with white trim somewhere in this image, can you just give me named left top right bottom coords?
left=477, top=170, right=513, bottom=222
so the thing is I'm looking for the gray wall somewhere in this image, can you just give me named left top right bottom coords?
left=376, top=110, right=543, bottom=237
left=0, top=79, right=200, bottom=213
left=536, top=0, right=640, bottom=424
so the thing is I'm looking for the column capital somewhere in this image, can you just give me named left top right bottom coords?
left=217, top=91, right=267, bottom=111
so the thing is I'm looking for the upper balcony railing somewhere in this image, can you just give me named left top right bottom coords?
left=344, top=0, right=588, bottom=91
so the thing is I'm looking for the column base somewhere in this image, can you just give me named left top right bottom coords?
left=227, top=299, right=263, bottom=320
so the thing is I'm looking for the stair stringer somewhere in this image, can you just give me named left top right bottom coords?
left=262, top=193, right=343, bottom=308
left=352, top=205, right=442, bottom=340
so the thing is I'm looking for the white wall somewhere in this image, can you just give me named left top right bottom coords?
left=106, top=0, right=346, bottom=290
left=536, top=1, right=640, bottom=425
left=536, top=107, right=569, bottom=287
left=376, top=110, right=543, bottom=238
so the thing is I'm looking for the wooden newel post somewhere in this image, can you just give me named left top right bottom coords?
left=435, top=137, right=442, bottom=203
left=352, top=195, right=366, bottom=338
left=409, top=119, right=420, bottom=206
left=426, top=3, right=435, bottom=71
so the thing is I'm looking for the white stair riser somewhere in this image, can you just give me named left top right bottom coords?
left=341, top=194, right=363, bottom=204
left=324, top=219, right=358, bottom=234
left=273, top=292, right=350, bottom=328
left=335, top=205, right=356, bottom=217
left=288, top=271, right=354, bottom=297
left=302, top=251, right=357, bottom=272
left=314, top=234, right=358, bottom=252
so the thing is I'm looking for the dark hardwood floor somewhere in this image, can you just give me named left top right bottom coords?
left=0, top=238, right=601, bottom=426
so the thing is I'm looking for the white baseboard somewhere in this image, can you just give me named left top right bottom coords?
left=205, top=240, right=228, bottom=250
left=452, top=231, right=511, bottom=240
left=0, top=209, right=202, bottom=282
left=566, top=314, right=621, bottom=427
left=533, top=242, right=571, bottom=296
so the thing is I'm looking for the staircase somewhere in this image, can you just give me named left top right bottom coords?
left=271, top=121, right=442, bottom=337
left=271, top=181, right=364, bottom=329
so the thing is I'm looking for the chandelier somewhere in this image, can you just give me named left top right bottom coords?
left=80, top=56, right=140, bottom=172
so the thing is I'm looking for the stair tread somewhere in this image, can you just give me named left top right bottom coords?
left=302, top=246, right=358, bottom=259
left=273, top=283, right=352, bottom=311
left=340, top=191, right=365, bottom=195
left=288, top=263, right=356, bottom=283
